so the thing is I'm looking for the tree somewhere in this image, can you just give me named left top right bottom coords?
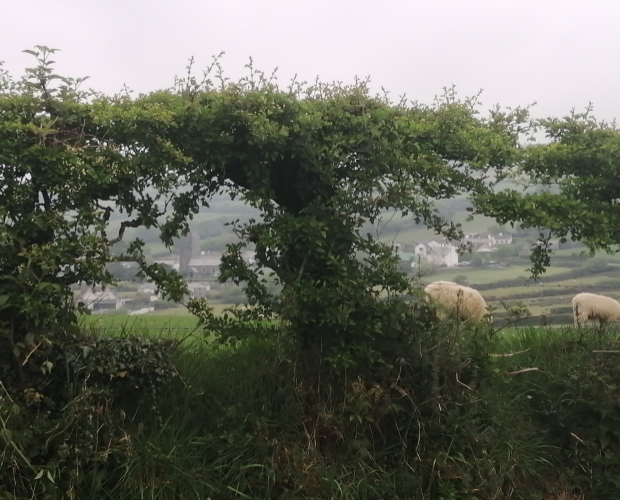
left=3, top=47, right=593, bottom=500
left=473, top=105, right=620, bottom=277
left=0, top=48, right=529, bottom=356
left=147, top=77, right=528, bottom=348
left=0, top=46, right=188, bottom=354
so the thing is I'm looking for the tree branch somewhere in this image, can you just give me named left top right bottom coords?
left=107, top=218, right=144, bottom=245
left=99, top=204, right=113, bottom=223
left=41, top=189, right=52, bottom=211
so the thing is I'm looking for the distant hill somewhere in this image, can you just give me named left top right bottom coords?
left=107, top=178, right=536, bottom=257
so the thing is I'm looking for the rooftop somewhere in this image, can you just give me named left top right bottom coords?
left=80, top=289, right=118, bottom=304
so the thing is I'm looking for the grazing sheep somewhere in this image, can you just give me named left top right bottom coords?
left=424, top=280, right=492, bottom=324
left=572, top=292, right=620, bottom=327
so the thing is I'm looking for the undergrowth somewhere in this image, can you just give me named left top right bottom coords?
left=3, top=323, right=620, bottom=499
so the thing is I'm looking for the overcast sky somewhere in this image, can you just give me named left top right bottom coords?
left=2, top=0, right=620, bottom=121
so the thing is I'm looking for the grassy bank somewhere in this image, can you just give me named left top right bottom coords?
left=62, top=323, right=619, bottom=499
left=9, top=314, right=619, bottom=499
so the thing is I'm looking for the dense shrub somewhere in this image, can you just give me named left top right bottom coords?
left=0, top=328, right=180, bottom=499
left=108, top=317, right=547, bottom=500
left=498, top=328, right=620, bottom=498
left=4, top=43, right=620, bottom=500
left=71, top=322, right=620, bottom=500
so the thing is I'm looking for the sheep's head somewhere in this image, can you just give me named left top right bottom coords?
left=484, top=308, right=494, bottom=325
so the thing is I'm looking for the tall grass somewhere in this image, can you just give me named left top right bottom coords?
left=488, top=325, right=620, bottom=499
left=73, top=323, right=620, bottom=499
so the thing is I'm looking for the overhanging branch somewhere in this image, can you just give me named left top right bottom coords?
left=107, top=218, right=144, bottom=245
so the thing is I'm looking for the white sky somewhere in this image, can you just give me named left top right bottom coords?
left=2, top=0, right=620, bottom=121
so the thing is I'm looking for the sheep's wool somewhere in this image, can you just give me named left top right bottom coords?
left=572, top=292, right=620, bottom=326
left=424, top=280, right=491, bottom=323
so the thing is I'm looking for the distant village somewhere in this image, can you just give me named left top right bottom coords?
left=79, top=231, right=561, bottom=314
left=393, top=232, right=560, bottom=268
left=77, top=233, right=257, bottom=314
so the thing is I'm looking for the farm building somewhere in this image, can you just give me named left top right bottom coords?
left=188, top=255, right=222, bottom=278
left=80, top=289, right=125, bottom=313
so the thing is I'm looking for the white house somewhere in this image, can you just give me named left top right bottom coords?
left=137, top=284, right=161, bottom=302
left=188, top=255, right=222, bottom=277
left=463, top=233, right=513, bottom=248
left=427, top=245, right=459, bottom=267
left=490, top=233, right=513, bottom=245
left=411, top=239, right=459, bottom=268
left=414, top=243, right=428, bottom=257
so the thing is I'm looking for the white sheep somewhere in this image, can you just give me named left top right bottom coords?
left=572, top=292, right=620, bottom=327
left=423, top=280, right=492, bottom=324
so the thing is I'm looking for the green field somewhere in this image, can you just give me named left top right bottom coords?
left=91, top=235, right=620, bottom=329
left=79, top=303, right=276, bottom=339
left=81, top=314, right=201, bottom=330
left=93, top=262, right=618, bottom=327
left=431, top=264, right=573, bottom=285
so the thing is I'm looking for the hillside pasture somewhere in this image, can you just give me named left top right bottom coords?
left=427, top=264, right=574, bottom=285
